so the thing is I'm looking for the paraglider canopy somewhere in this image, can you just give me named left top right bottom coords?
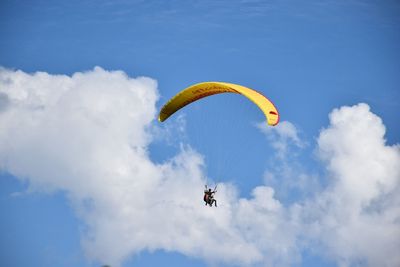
left=158, top=82, right=279, bottom=126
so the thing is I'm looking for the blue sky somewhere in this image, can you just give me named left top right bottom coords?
left=0, top=1, right=399, bottom=267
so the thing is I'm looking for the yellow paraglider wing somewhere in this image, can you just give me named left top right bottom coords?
left=158, top=82, right=279, bottom=126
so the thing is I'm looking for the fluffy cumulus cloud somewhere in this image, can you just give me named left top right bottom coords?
left=0, top=67, right=295, bottom=266
left=0, top=68, right=399, bottom=267
left=306, top=103, right=400, bottom=267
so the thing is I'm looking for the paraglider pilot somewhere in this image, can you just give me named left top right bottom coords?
left=204, top=185, right=217, bottom=207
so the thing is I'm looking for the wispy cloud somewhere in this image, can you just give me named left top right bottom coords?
left=256, top=120, right=319, bottom=203
left=256, top=120, right=305, bottom=159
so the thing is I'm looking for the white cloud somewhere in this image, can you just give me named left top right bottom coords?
left=257, top=120, right=305, bottom=159
left=0, top=68, right=399, bottom=267
left=151, top=113, right=188, bottom=146
left=303, top=103, right=400, bottom=267
left=0, top=67, right=296, bottom=266
left=257, top=120, right=319, bottom=202
left=257, top=104, right=400, bottom=267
